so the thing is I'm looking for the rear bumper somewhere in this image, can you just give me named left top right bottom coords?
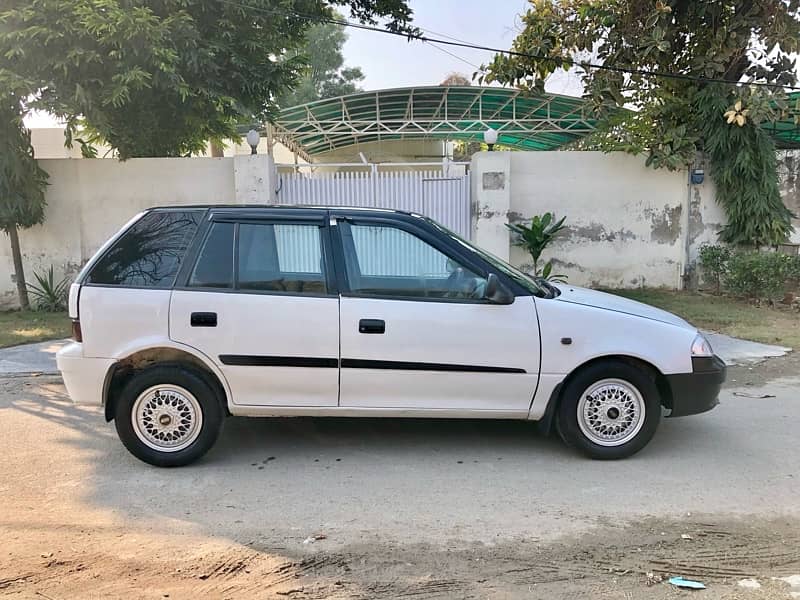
left=664, top=355, right=726, bottom=417
left=56, top=342, right=114, bottom=406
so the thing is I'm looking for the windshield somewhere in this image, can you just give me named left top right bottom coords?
left=422, top=217, right=560, bottom=299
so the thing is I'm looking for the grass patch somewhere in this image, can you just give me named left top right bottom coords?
left=0, top=310, right=71, bottom=348
left=611, top=289, right=800, bottom=350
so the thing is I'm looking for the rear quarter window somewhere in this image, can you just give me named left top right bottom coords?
left=86, top=210, right=203, bottom=288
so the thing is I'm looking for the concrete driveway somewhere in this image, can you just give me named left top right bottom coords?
left=1, top=368, right=800, bottom=598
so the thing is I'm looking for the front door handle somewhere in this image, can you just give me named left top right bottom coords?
left=359, top=319, right=385, bottom=334
left=191, top=312, right=217, bottom=327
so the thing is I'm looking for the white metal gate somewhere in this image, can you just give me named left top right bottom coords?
left=275, top=163, right=471, bottom=237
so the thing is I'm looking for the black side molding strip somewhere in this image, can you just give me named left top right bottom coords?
left=341, top=358, right=525, bottom=374
left=218, top=355, right=526, bottom=373
left=219, top=355, right=338, bottom=368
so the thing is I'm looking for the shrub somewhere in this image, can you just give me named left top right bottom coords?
left=722, top=250, right=794, bottom=299
left=784, top=253, right=800, bottom=293
left=27, top=265, right=69, bottom=312
left=506, top=212, right=569, bottom=282
left=697, top=243, right=731, bottom=293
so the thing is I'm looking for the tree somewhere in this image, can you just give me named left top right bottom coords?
left=277, top=19, right=365, bottom=107
left=440, top=72, right=471, bottom=87
left=483, top=1, right=800, bottom=246
left=0, top=94, right=48, bottom=309
left=0, top=0, right=414, bottom=159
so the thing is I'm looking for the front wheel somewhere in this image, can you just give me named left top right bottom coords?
left=115, top=365, right=224, bottom=467
left=556, top=361, right=661, bottom=460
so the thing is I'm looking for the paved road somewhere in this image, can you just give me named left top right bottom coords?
left=72, top=377, right=800, bottom=543
left=1, top=372, right=799, bottom=598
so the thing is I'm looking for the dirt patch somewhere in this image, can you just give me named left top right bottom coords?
left=3, top=516, right=800, bottom=598
left=726, top=352, right=800, bottom=388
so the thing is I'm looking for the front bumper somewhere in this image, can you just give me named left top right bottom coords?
left=664, top=355, right=726, bottom=417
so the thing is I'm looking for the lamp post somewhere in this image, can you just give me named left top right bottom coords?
left=246, top=129, right=260, bottom=155
left=483, top=127, right=498, bottom=151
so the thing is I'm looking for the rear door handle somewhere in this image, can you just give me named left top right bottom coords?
left=191, top=312, right=217, bottom=327
left=359, top=319, right=385, bottom=334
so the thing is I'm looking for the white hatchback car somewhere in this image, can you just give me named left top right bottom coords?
left=57, top=206, right=724, bottom=466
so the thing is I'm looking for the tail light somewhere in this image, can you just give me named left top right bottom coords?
left=72, top=319, right=83, bottom=342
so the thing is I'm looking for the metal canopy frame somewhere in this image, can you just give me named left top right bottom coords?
left=274, top=86, right=600, bottom=155
left=273, top=86, right=800, bottom=156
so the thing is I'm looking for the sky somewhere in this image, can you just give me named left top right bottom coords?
left=342, top=0, right=584, bottom=95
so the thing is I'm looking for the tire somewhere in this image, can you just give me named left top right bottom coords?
left=556, top=360, right=661, bottom=460
left=114, top=364, right=224, bottom=467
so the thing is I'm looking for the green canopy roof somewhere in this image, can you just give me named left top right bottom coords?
left=274, top=86, right=600, bottom=156
left=273, top=86, right=800, bottom=156
left=764, top=91, right=800, bottom=150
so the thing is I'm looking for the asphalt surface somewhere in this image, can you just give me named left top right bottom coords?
left=2, top=373, right=798, bottom=546
left=2, top=370, right=800, bottom=598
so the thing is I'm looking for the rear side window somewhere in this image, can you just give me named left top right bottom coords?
left=188, top=222, right=235, bottom=289
left=87, top=210, right=202, bottom=288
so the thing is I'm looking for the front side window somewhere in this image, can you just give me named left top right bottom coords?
left=344, top=223, right=486, bottom=300
left=238, top=223, right=326, bottom=294
left=87, top=210, right=202, bottom=288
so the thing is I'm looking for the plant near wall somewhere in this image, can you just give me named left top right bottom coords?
left=723, top=250, right=793, bottom=299
left=482, top=1, right=800, bottom=246
left=27, top=265, right=69, bottom=312
left=695, top=86, right=794, bottom=246
left=506, top=212, right=568, bottom=282
left=698, top=244, right=800, bottom=299
left=0, top=94, right=48, bottom=310
left=697, top=243, right=732, bottom=294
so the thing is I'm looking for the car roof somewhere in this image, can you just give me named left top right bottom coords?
left=147, top=204, right=418, bottom=218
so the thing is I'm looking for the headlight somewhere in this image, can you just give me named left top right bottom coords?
left=691, top=334, right=713, bottom=357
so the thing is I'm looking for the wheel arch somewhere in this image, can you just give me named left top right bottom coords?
left=102, top=344, right=231, bottom=422
left=536, top=354, right=672, bottom=436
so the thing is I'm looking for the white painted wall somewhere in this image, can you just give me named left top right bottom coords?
left=472, top=151, right=723, bottom=289
left=0, top=149, right=782, bottom=308
left=0, top=155, right=275, bottom=308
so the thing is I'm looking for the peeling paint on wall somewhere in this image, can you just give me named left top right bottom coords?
left=646, top=204, right=683, bottom=244
left=477, top=206, right=506, bottom=220
left=564, top=223, right=638, bottom=243
left=475, top=152, right=722, bottom=289
left=550, top=258, right=584, bottom=271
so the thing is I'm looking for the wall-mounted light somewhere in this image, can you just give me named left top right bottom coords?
left=483, top=127, right=499, bottom=151
left=246, top=129, right=260, bottom=155
left=691, top=167, right=705, bottom=185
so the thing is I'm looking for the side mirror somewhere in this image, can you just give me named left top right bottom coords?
left=484, top=273, right=514, bottom=305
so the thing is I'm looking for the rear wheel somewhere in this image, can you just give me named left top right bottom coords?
left=115, top=365, right=224, bottom=467
left=556, top=361, right=661, bottom=460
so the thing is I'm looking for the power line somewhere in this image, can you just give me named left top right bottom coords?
left=425, top=42, right=481, bottom=70
left=214, top=0, right=800, bottom=93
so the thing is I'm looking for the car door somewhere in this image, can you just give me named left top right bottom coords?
left=334, top=215, right=540, bottom=414
left=170, top=212, right=340, bottom=407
